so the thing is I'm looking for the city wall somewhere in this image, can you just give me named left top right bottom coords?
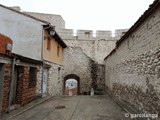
left=104, top=5, right=160, bottom=114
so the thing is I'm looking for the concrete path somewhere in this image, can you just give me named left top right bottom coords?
left=7, top=95, right=130, bottom=120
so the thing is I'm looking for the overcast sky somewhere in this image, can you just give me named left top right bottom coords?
left=0, top=0, right=155, bottom=32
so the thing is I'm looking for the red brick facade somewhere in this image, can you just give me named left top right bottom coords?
left=1, top=64, right=11, bottom=113
left=0, top=34, right=38, bottom=113
left=0, top=34, right=12, bottom=56
left=16, top=66, right=36, bottom=106
left=1, top=65, right=37, bottom=113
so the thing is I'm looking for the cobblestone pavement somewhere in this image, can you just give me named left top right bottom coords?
left=6, top=95, right=131, bottom=120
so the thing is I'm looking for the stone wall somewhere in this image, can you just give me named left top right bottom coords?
left=104, top=5, right=160, bottom=114
left=63, top=47, right=105, bottom=94
left=63, top=39, right=117, bottom=64
left=91, top=62, right=105, bottom=95
left=44, top=61, right=64, bottom=96
left=63, top=47, right=92, bottom=94
left=59, top=29, right=128, bottom=64
left=36, top=66, right=42, bottom=96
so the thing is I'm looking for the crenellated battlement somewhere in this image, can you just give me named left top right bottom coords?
left=9, top=6, right=128, bottom=64
left=10, top=6, right=128, bottom=41
left=57, top=29, right=128, bottom=40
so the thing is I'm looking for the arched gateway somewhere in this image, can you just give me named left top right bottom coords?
left=63, top=74, right=80, bottom=96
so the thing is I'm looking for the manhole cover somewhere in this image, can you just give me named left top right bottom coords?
left=55, top=105, right=66, bottom=109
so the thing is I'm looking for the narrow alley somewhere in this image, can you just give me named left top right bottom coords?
left=1, top=95, right=130, bottom=120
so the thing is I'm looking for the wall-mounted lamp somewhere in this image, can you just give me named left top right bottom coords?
left=6, top=43, right=12, bottom=51
left=16, top=59, right=20, bottom=65
left=50, top=30, right=55, bottom=36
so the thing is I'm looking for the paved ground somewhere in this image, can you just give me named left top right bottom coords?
left=3, top=95, right=131, bottom=120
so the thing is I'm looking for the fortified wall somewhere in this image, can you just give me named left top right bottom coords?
left=11, top=7, right=128, bottom=64
left=58, top=29, right=128, bottom=64
left=11, top=7, right=128, bottom=94
left=105, top=1, right=160, bottom=114
left=24, top=9, right=128, bottom=94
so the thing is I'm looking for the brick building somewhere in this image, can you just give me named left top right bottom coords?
left=0, top=33, right=12, bottom=114
left=0, top=34, right=42, bottom=114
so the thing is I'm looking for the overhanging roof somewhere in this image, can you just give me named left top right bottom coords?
left=43, top=25, right=67, bottom=48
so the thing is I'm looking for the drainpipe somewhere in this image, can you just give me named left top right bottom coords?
left=41, top=27, right=45, bottom=97
left=41, top=24, right=50, bottom=97
left=7, top=57, right=16, bottom=113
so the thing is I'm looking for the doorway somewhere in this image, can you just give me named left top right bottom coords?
left=65, top=79, right=78, bottom=96
left=10, top=66, right=19, bottom=105
left=64, top=74, right=80, bottom=96
left=42, top=69, right=48, bottom=96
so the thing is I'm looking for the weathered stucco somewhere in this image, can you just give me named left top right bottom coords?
left=0, top=6, right=46, bottom=61
left=43, top=30, right=63, bottom=65
left=25, top=12, right=65, bottom=31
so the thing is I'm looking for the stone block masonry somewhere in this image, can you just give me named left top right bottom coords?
left=105, top=2, right=160, bottom=115
left=44, top=61, right=64, bottom=96
left=63, top=39, right=117, bottom=64
left=63, top=47, right=105, bottom=94
left=58, top=29, right=127, bottom=64
left=63, top=47, right=93, bottom=94
left=36, top=66, right=42, bottom=96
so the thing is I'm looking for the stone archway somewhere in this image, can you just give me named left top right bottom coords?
left=63, top=74, right=80, bottom=95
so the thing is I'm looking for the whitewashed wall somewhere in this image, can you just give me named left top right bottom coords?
left=0, top=6, right=46, bottom=61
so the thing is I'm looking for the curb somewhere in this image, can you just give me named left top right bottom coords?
left=1, top=96, right=53, bottom=120
left=108, top=94, right=147, bottom=120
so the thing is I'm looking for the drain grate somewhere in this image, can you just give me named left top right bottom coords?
left=55, top=105, right=66, bottom=109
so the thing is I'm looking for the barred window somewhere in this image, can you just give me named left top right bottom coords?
left=57, top=45, right=60, bottom=57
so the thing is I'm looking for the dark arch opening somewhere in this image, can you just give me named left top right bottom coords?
left=63, top=74, right=80, bottom=95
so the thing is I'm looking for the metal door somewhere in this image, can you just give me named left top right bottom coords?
left=10, top=66, right=18, bottom=105
left=43, top=69, right=48, bottom=96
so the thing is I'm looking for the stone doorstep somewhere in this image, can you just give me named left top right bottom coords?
left=10, top=104, right=21, bottom=111
left=0, top=95, right=53, bottom=120
left=109, top=94, right=148, bottom=120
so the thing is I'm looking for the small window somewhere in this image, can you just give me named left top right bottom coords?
left=57, top=45, right=60, bottom=57
left=47, top=37, right=51, bottom=50
left=29, top=67, right=37, bottom=87
left=85, top=32, right=90, bottom=35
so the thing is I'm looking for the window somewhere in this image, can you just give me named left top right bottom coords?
left=29, top=67, right=37, bottom=87
left=57, top=45, right=60, bottom=57
left=47, top=36, right=51, bottom=50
